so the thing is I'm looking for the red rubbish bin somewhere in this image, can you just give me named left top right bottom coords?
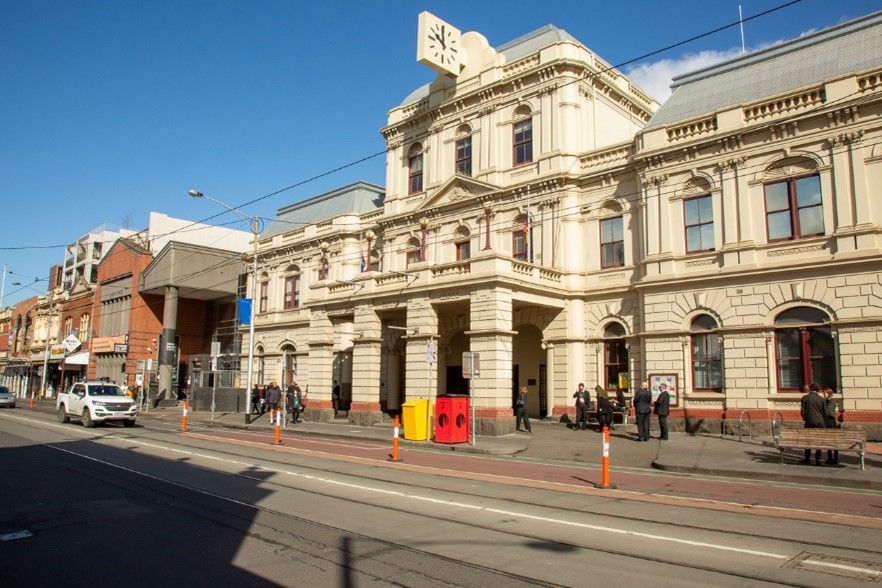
left=435, top=394, right=469, bottom=444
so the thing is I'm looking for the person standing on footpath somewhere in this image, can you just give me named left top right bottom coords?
left=823, top=386, right=840, bottom=465
left=633, top=381, right=652, bottom=442
left=800, top=382, right=826, bottom=465
left=265, top=381, right=282, bottom=417
left=515, top=386, right=532, bottom=433
left=595, top=385, right=614, bottom=431
left=331, top=380, right=341, bottom=417
left=572, top=383, right=590, bottom=431
left=654, top=383, right=670, bottom=440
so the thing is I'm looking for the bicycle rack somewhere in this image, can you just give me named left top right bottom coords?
left=738, top=411, right=752, bottom=442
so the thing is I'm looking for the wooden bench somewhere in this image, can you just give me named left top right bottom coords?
left=774, top=428, right=867, bottom=470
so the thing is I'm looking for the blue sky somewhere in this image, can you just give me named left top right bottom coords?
left=2, top=0, right=880, bottom=306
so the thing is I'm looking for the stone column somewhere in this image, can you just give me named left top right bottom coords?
left=307, top=310, right=335, bottom=420
left=157, top=285, right=178, bottom=406
left=351, top=305, right=382, bottom=425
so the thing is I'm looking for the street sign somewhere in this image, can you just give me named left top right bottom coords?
left=462, top=352, right=480, bottom=379
left=426, top=340, right=435, bottom=365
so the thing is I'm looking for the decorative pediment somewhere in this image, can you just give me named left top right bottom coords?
left=417, top=175, right=499, bottom=211
left=68, top=275, right=94, bottom=297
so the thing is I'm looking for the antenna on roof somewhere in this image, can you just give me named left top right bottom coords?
left=739, top=4, right=746, bottom=54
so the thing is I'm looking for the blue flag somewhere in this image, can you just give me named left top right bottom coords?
left=238, top=298, right=252, bottom=326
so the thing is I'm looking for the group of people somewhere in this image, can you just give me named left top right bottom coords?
left=251, top=380, right=308, bottom=424
left=633, top=381, right=670, bottom=441
left=570, top=383, right=628, bottom=431
left=800, top=382, right=840, bottom=465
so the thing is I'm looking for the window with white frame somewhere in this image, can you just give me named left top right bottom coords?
left=600, top=216, right=624, bottom=268
left=684, top=195, right=715, bottom=253
left=513, top=116, right=532, bottom=166
left=408, top=143, right=424, bottom=195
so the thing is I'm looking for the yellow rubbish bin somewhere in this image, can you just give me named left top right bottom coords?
left=401, top=399, right=430, bottom=440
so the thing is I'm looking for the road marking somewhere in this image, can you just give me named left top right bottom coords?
left=45, top=438, right=791, bottom=562
left=0, top=530, right=33, bottom=541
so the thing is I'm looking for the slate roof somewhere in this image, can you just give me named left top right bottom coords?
left=263, top=182, right=384, bottom=239
left=645, top=10, right=882, bottom=128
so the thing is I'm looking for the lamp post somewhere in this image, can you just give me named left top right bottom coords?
left=189, top=189, right=262, bottom=424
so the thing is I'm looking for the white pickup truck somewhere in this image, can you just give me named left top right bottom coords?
left=56, top=381, right=137, bottom=428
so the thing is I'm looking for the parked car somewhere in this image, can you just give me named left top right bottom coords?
left=0, top=386, right=15, bottom=408
left=56, top=381, right=137, bottom=427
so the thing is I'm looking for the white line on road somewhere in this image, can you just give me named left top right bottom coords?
left=44, top=435, right=791, bottom=562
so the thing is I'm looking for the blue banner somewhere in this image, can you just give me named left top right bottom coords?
left=238, top=298, right=252, bottom=326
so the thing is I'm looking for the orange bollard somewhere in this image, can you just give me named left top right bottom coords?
left=29, top=391, right=35, bottom=409
left=594, top=425, right=617, bottom=490
left=388, top=415, right=403, bottom=462
left=181, top=400, right=188, bottom=432
left=274, top=409, right=282, bottom=445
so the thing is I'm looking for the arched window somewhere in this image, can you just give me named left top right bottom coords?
left=79, top=313, right=90, bottom=342
left=454, top=227, right=471, bottom=261
left=281, top=344, right=296, bottom=386
left=258, top=272, right=269, bottom=313
left=512, top=106, right=533, bottom=166
left=408, top=143, right=424, bottom=195
left=406, top=237, right=422, bottom=267
left=283, top=266, right=300, bottom=310
left=603, top=322, right=629, bottom=389
left=512, top=215, right=529, bottom=261
left=763, top=157, right=824, bottom=242
left=691, top=315, right=722, bottom=391
left=774, top=307, right=835, bottom=391
left=455, top=125, right=472, bottom=176
left=64, top=317, right=73, bottom=337
left=255, top=346, right=265, bottom=386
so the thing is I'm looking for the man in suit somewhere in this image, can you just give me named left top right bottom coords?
left=515, top=386, right=532, bottom=433
left=572, top=383, right=590, bottom=430
left=801, top=382, right=826, bottom=465
left=633, top=381, right=652, bottom=442
left=654, top=383, right=671, bottom=440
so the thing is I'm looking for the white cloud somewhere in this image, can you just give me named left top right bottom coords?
left=625, top=49, right=743, bottom=102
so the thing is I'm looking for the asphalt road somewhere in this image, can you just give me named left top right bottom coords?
left=2, top=408, right=882, bottom=587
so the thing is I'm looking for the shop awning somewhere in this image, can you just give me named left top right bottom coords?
left=65, top=351, right=90, bottom=366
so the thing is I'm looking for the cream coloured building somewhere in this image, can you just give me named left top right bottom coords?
left=249, top=12, right=882, bottom=437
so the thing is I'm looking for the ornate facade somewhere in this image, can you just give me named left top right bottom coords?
left=249, top=13, right=882, bottom=437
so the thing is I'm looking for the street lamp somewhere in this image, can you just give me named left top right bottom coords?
left=189, top=189, right=262, bottom=424
left=12, top=279, right=53, bottom=408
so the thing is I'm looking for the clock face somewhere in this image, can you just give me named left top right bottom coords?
left=428, top=23, right=457, bottom=66
left=417, top=12, right=462, bottom=77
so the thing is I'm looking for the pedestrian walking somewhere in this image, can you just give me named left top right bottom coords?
left=515, top=386, right=532, bottom=433
left=633, top=381, right=652, bottom=441
left=286, top=382, right=303, bottom=424
left=654, top=383, right=670, bottom=440
left=800, top=382, right=826, bottom=465
left=332, top=380, right=341, bottom=417
left=572, top=383, right=590, bottom=430
left=595, top=385, right=614, bottom=430
left=823, top=387, right=839, bottom=465
left=250, top=386, right=262, bottom=416
left=265, top=381, right=282, bottom=415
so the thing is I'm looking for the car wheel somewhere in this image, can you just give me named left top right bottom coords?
left=123, top=419, right=135, bottom=428
left=58, top=405, right=70, bottom=423
left=82, top=408, right=95, bottom=428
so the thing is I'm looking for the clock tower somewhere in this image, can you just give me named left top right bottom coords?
left=416, top=12, right=463, bottom=77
